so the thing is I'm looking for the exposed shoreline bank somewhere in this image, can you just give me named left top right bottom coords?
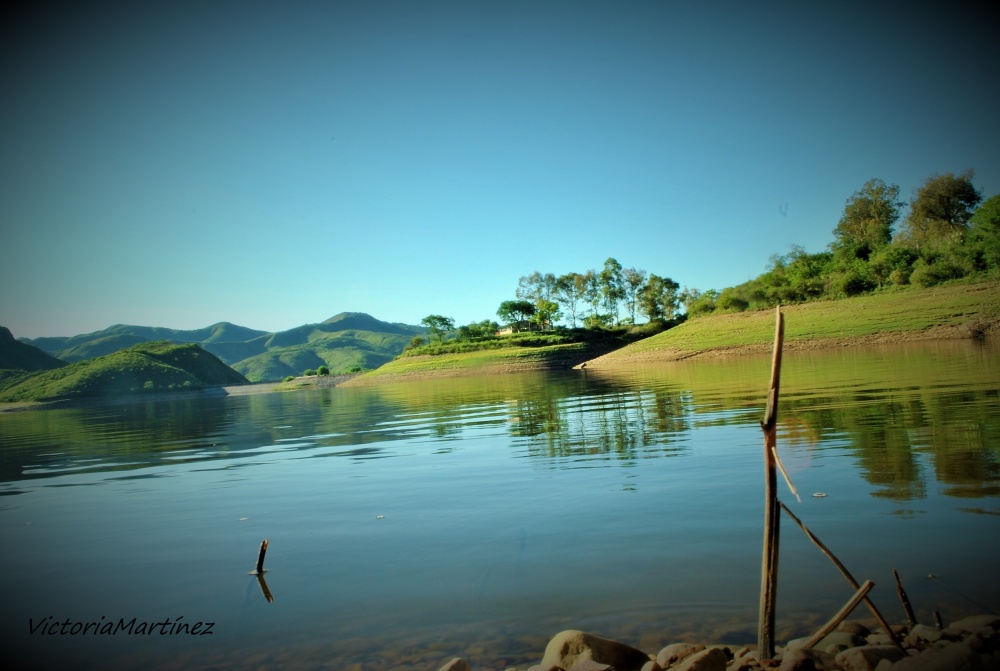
left=429, top=613, right=1000, bottom=671
left=341, top=321, right=999, bottom=385
left=345, top=280, right=1000, bottom=384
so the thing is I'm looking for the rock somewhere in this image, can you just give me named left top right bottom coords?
left=640, top=661, right=663, bottom=671
left=436, top=658, right=472, bottom=671
left=569, top=661, right=614, bottom=671
left=951, top=615, right=1000, bottom=633
left=837, top=621, right=872, bottom=638
left=905, top=623, right=944, bottom=647
left=778, top=648, right=838, bottom=671
left=730, top=647, right=760, bottom=671
left=656, top=643, right=704, bottom=667
left=541, top=631, right=652, bottom=671
left=833, top=645, right=905, bottom=671
left=863, top=634, right=894, bottom=646
left=786, top=632, right=865, bottom=652
left=672, top=647, right=727, bottom=671
left=891, top=641, right=983, bottom=671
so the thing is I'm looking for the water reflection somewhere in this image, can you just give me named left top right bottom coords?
left=2, top=339, right=999, bottom=670
left=1, top=340, right=998, bottom=506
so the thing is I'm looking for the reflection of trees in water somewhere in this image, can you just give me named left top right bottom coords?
left=786, top=388, right=1000, bottom=502
left=510, top=386, right=692, bottom=463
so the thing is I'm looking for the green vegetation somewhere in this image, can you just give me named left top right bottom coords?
left=18, top=312, right=426, bottom=383
left=0, top=341, right=247, bottom=402
left=682, top=172, right=999, bottom=317
left=0, top=326, right=67, bottom=380
left=352, top=323, right=668, bottom=382
left=600, top=279, right=999, bottom=361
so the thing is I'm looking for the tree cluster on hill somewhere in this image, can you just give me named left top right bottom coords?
left=403, top=261, right=680, bottom=356
left=498, top=258, right=681, bottom=332
left=682, top=171, right=999, bottom=317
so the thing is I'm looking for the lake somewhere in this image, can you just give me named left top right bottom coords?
left=2, top=339, right=999, bottom=670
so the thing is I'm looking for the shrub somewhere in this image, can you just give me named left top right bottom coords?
left=910, top=259, right=966, bottom=287
left=317, top=366, right=330, bottom=376
left=303, top=369, right=317, bottom=376
left=888, top=268, right=911, bottom=286
left=715, top=289, right=749, bottom=312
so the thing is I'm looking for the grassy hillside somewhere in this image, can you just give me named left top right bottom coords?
left=20, top=312, right=424, bottom=382
left=0, top=341, right=247, bottom=402
left=590, top=279, right=1000, bottom=364
left=23, top=322, right=270, bottom=361
left=0, top=326, right=67, bottom=372
left=345, top=327, right=655, bottom=384
left=229, top=315, right=424, bottom=381
left=347, top=342, right=591, bottom=383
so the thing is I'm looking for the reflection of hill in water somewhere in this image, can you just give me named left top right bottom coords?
left=579, top=338, right=1000, bottom=503
left=2, top=338, right=997, bottom=503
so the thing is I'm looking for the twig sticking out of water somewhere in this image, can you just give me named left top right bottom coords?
left=894, top=568, right=917, bottom=630
left=250, top=538, right=268, bottom=575
left=801, top=579, right=874, bottom=650
left=758, top=307, right=784, bottom=660
left=779, top=501, right=902, bottom=650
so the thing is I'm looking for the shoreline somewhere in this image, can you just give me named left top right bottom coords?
left=428, top=613, right=1000, bottom=671
left=0, top=381, right=282, bottom=413
left=343, top=325, right=1000, bottom=385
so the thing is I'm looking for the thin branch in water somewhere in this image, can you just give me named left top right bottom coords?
left=779, top=501, right=902, bottom=649
left=801, top=579, right=875, bottom=650
left=893, top=568, right=917, bottom=630
left=771, top=445, right=801, bottom=502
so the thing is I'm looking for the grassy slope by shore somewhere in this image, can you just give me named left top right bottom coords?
left=0, top=341, right=248, bottom=403
left=346, top=280, right=999, bottom=384
left=342, top=342, right=591, bottom=385
left=588, top=279, right=1000, bottom=366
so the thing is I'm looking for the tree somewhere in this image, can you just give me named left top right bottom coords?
left=599, top=257, right=624, bottom=325
left=639, top=274, right=680, bottom=323
left=966, top=193, right=1000, bottom=272
left=531, top=299, right=561, bottom=331
left=582, top=270, right=602, bottom=321
left=554, top=273, right=587, bottom=327
left=832, top=178, right=901, bottom=260
left=496, top=300, right=536, bottom=331
left=457, top=320, right=500, bottom=340
left=421, top=315, right=455, bottom=343
left=516, top=271, right=558, bottom=304
left=621, top=267, right=647, bottom=325
left=898, top=170, right=982, bottom=249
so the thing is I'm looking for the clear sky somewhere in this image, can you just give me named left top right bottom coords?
left=2, top=1, right=997, bottom=339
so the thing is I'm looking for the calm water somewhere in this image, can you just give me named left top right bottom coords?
left=2, top=340, right=999, bottom=670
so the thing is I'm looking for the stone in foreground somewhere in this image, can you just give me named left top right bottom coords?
left=541, top=630, right=652, bottom=671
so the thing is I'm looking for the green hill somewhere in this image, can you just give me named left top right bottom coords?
left=23, top=322, right=271, bottom=362
left=0, top=326, right=67, bottom=372
left=586, top=279, right=1000, bottom=365
left=18, top=313, right=425, bottom=383
left=230, top=313, right=425, bottom=381
left=0, top=341, right=248, bottom=403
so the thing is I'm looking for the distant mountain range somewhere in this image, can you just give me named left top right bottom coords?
left=9, top=313, right=426, bottom=382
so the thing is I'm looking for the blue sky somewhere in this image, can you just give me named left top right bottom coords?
left=2, top=1, right=997, bottom=339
